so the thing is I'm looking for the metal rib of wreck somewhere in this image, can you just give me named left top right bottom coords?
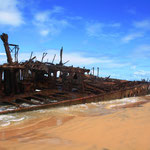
left=0, top=33, right=150, bottom=114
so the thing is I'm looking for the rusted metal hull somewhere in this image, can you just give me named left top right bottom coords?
left=0, top=83, right=149, bottom=114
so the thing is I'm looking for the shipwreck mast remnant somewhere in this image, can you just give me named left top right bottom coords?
left=59, top=47, right=63, bottom=65
left=0, top=33, right=13, bottom=64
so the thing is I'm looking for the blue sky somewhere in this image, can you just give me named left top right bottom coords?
left=0, top=0, right=150, bottom=80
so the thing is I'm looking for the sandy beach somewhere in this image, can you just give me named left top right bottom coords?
left=0, top=96, right=150, bottom=150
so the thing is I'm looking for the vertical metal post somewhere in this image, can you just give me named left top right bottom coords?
left=97, top=67, right=99, bottom=77
left=0, top=70, right=2, bottom=90
left=52, top=54, right=56, bottom=64
left=14, top=45, right=19, bottom=62
left=41, top=53, right=47, bottom=62
left=60, top=47, right=63, bottom=65
left=30, top=52, right=33, bottom=60
left=93, top=67, right=94, bottom=76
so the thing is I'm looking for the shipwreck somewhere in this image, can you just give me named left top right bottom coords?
left=0, top=33, right=149, bottom=114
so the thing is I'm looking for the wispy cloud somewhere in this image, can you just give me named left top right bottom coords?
left=35, top=11, right=50, bottom=23
left=19, top=49, right=111, bottom=66
left=109, top=23, right=121, bottom=27
left=51, top=6, right=64, bottom=14
left=33, top=6, right=70, bottom=37
left=134, top=70, right=150, bottom=76
left=0, top=54, right=7, bottom=64
left=39, top=29, right=50, bottom=36
left=133, top=20, right=150, bottom=30
left=134, top=70, right=150, bottom=80
left=86, top=22, right=104, bottom=37
left=0, top=49, right=132, bottom=79
left=67, top=16, right=82, bottom=20
left=0, top=0, right=24, bottom=26
left=121, top=32, right=144, bottom=43
left=133, top=44, right=150, bottom=58
left=127, top=9, right=136, bottom=15
left=17, top=49, right=131, bottom=70
left=86, top=22, right=121, bottom=38
left=0, top=53, right=6, bottom=56
left=121, top=19, right=150, bottom=43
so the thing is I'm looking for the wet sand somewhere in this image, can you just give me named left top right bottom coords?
left=0, top=96, right=150, bottom=150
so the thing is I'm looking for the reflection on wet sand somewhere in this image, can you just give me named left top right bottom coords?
left=0, top=96, right=150, bottom=150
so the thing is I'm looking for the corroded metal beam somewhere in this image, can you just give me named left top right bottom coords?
left=0, top=33, right=13, bottom=64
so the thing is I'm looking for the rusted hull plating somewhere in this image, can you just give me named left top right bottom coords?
left=0, top=83, right=149, bottom=114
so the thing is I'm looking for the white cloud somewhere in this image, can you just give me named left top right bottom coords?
left=35, top=11, right=50, bottom=23
left=86, top=23, right=104, bottom=37
left=134, top=70, right=150, bottom=79
left=86, top=22, right=121, bottom=38
left=121, top=20, right=150, bottom=44
left=0, top=54, right=7, bottom=64
left=40, top=29, right=50, bottom=36
left=133, top=20, right=150, bottom=30
left=133, top=44, right=150, bottom=58
left=0, top=49, right=131, bottom=79
left=33, top=6, right=70, bottom=36
left=0, top=0, right=24, bottom=26
left=105, top=62, right=130, bottom=68
left=17, top=49, right=130, bottom=70
left=19, top=49, right=111, bottom=66
left=109, top=23, right=121, bottom=27
left=0, top=53, right=6, bottom=56
left=51, top=6, right=64, bottom=14
left=121, top=32, right=144, bottom=43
